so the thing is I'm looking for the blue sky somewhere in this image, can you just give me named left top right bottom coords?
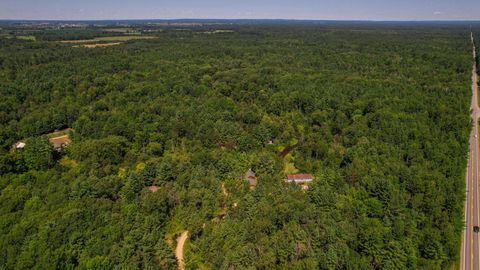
left=1, top=0, right=479, bottom=20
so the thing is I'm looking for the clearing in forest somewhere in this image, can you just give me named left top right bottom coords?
left=63, top=36, right=156, bottom=48
left=202, top=30, right=234, bottom=34
left=78, top=43, right=122, bottom=48
left=16, top=35, right=36, bottom=41
left=103, top=28, right=139, bottom=34
left=60, top=35, right=156, bottom=43
left=47, top=128, right=73, bottom=138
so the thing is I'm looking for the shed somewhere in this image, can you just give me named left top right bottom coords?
left=14, top=142, right=26, bottom=149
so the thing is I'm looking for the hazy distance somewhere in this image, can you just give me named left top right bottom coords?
left=1, top=0, right=480, bottom=21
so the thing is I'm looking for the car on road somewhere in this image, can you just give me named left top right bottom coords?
left=474, top=226, right=480, bottom=233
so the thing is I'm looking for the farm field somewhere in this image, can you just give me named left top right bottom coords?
left=74, top=42, right=122, bottom=48
left=60, top=35, right=156, bottom=43
left=15, top=35, right=36, bottom=41
left=0, top=22, right=477, bottom=269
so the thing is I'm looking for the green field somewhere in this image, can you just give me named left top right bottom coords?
left=16, top=35, right=36, bottom=41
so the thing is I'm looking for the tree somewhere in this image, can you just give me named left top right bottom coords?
left=23, top=136, right=54, bottom=170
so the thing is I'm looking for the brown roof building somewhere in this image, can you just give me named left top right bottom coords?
left=49, top=135, right=71, bottom=151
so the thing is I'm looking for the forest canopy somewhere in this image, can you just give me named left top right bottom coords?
left=0, top=22, right=475, bottom=269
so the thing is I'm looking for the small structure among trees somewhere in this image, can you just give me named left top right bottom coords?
left=147, top=186, right=160, bottom=193
left=285, top=174, right=314, bottom=190
left=49, top=135, right=71, bottom=151
left=11, top=128, right=73, bottom=152
left=12, top=141, right=26, bottom=150
left=47, top=128, right=73, bottom=151
left=244, top=168, right=257, bottom=187
left=284, top=174, right=313, bottom=184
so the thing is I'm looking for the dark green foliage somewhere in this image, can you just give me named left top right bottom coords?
left=69, top=135, right=129, bottom=175
left=0, top=151, right=26, bottom=175
left=23, top=136, right=54, bottom=170
left=0, top=24, right=475, bottom=269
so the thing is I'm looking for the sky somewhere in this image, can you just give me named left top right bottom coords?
left=1, top=0, right=479, bottom=21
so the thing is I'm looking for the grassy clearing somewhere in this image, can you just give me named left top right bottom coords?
left=95, top=35, right=155, bottom=41
left=202, top=30, right=234, bottom=34
left=77, top=42, right=122, bottom=48
left=59, top=156, right=77, bottom=168
left=104, top=28, right=135, bottom=33
left=283, top=153, right=299, bottom=174
left=47, top=128, right=73, bottom=138
left=16, top=35, right=36, bottom=41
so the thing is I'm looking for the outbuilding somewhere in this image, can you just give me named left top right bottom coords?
left=284, top=174, right=314, bottom=184
left=13, top=141, right=26, bottom=150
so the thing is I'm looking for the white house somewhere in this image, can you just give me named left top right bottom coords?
left=284, top=174, right=314, bottom=184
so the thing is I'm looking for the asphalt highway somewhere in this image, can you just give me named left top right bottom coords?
left=460, top=32, right=479, bottom=270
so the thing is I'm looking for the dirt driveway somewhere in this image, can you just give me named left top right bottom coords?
left=175, top=231, right=188, bottom=270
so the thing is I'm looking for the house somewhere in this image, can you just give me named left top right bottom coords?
left=284, top=174, right=314, bottom=184
left=49, top=135, right=71, bottom=151
left=244, top=168, right=257, bottom=187
left=47, top=128, right=73, bottom=151
left=12, top=141, right=26, bottom=150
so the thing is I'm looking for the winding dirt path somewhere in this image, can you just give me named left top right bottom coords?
left=175, top=231, right=188, bottom=270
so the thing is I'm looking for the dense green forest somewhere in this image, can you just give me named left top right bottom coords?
left=0, top=23, right=475, bottom=269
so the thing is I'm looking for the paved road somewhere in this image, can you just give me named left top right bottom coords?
left=461, top=32, right=479, bottom=270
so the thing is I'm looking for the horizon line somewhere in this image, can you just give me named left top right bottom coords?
left=1, top=18, right=480, bottom=22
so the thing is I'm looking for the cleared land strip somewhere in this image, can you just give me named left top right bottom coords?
left=60, top=36, right=156, bottom=43
left=60, top=36, right=156, bottom=48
